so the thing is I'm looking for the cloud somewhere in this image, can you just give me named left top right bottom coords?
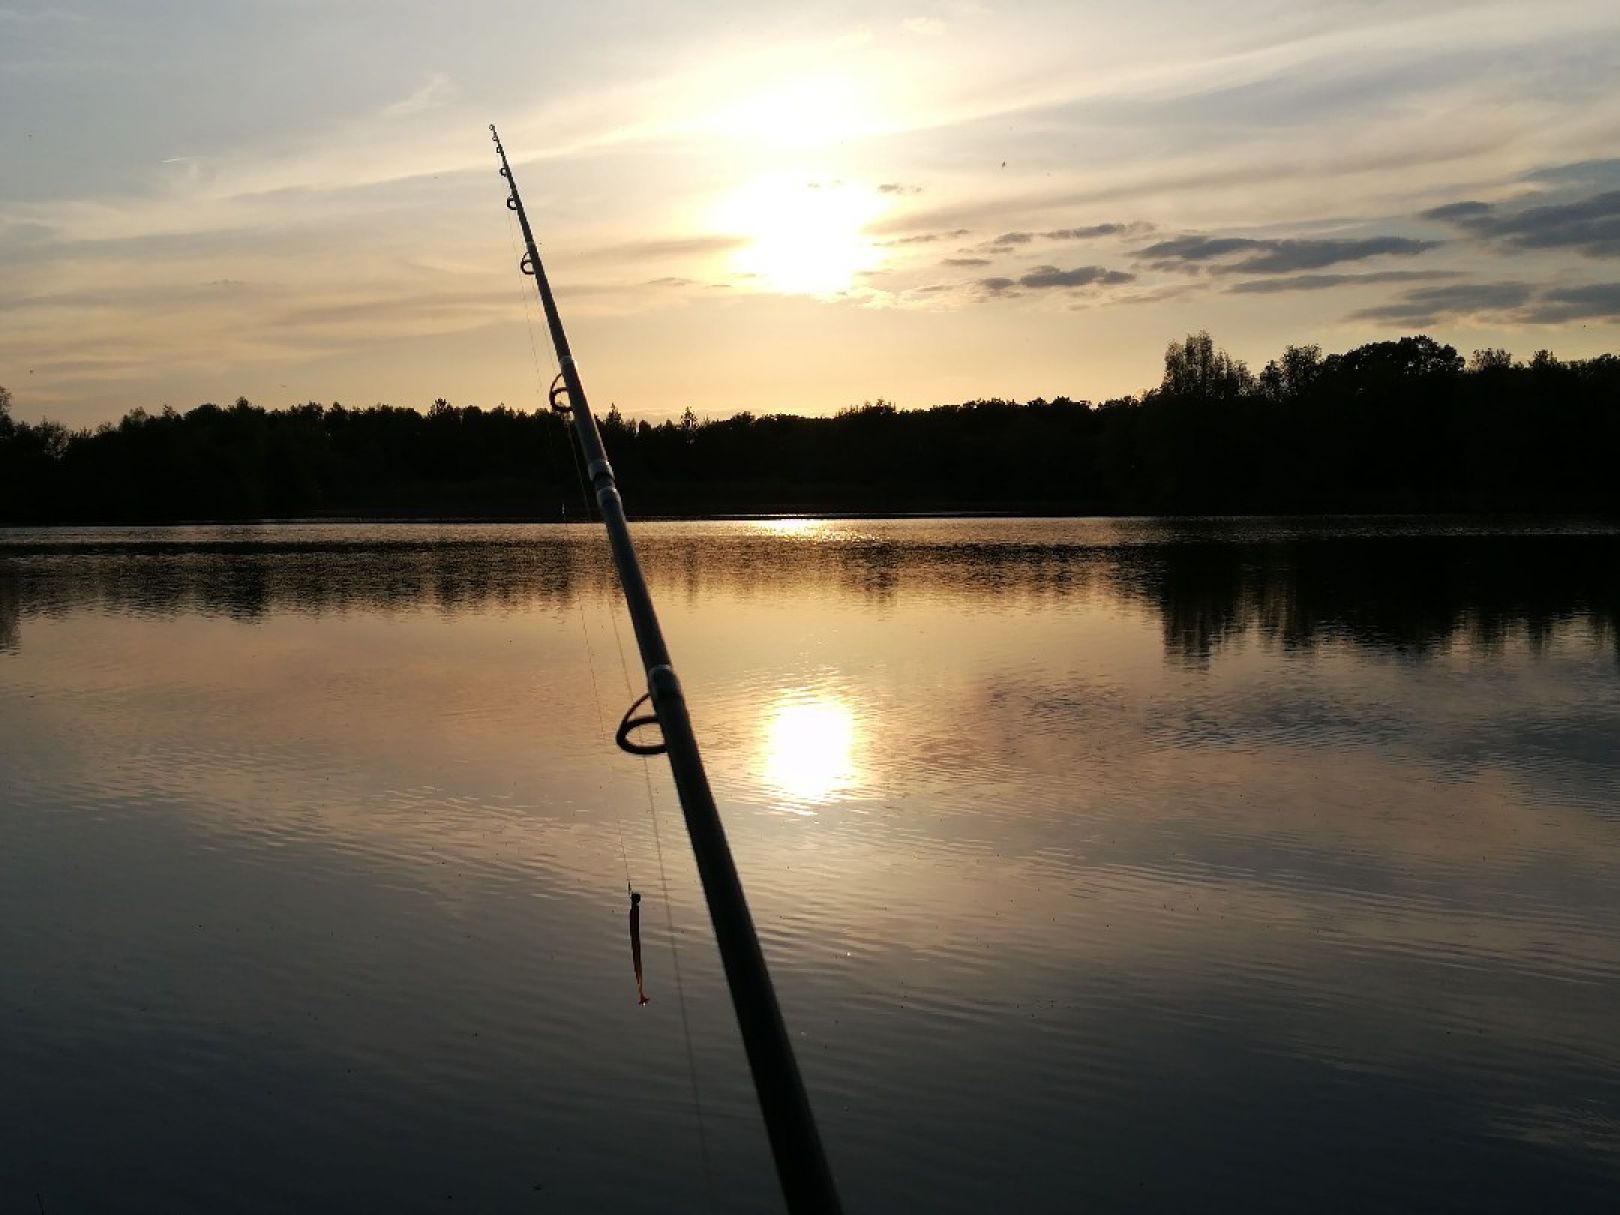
left=972, top=230, right=1101, bottom=254
left=1521, top=159, right=1620, bottom=190
left=980, top=265, right=1135, bottom=295
left=1419, top=201, right=1493, bottom=221
left=580, top=234, right=746, bottom=262
left=1519, top=283, right=1620, bottom=323
left=270, top=289, right=516, bottom=331
left=1352, top=282, right=1534, bottom=325
left=1422, top=189, right=1620, bottom=258
left=1135, top=235, right=1263, bottom=263
left=1242, top=237, right=1437, bottom=275
left=878, top=228, right=970, bottom=247
left=0, top=5, right=86, bottom=22
left=1226, top=269, right=1453, bottom=294
left=1041, top=223, right=1150, bottom=240
left=1021, top=264, right=1135, bottom=288
left=1140, top=234, right=1439, bottom=274
left=0, top=279, right=269, bottom=313
left=877, top=183, right=923, bottom=195
left=943, top=257, right=991, bottom=266
left=380, top=73, right=457, bottom=120
left=947, top=222, right=1152, bottom=256
left=1352, top=276, right=1620, bottom=326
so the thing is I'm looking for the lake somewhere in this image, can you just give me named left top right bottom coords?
left=2, top=518, right=1617, bottom=1213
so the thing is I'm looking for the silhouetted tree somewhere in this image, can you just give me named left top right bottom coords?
left=1159, top=331, right=1255, bottom=400
left=1258, top=344, right=1323, bottom=401
left=2, top=334, right=1616, bottom=523
left=1470, top=347, right=1515, bottom=373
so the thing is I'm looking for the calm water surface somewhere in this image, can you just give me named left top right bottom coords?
left=2, top=519, right=1617, bottom=1212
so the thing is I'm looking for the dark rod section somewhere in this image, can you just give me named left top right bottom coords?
left=489, top=124, right=844, bottom=1215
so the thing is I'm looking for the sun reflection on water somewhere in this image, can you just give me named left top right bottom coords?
left=749, top=517, right=827, bottom=538
left=761, top=693, right=858, bottom=809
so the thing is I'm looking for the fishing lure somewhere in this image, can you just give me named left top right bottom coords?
left=630, top=888, right=650, bottom=1005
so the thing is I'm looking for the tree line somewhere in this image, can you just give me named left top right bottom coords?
left=1, top=333, right=1616, bottom=522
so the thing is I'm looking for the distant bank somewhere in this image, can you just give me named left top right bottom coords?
left=3, top=333, right=1616, bottom=524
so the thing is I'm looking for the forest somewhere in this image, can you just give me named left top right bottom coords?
left=1, top=333, right=1616, bottom=522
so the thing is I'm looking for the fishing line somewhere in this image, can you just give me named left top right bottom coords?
left=510, top=184, right=659, bottom=1063
left=509, top=201, right=642, bottom=978
left=607, top=597, right=717, bottom=1200
left=572, top=600, right=633, bottom=892
left=501, top=204, right=551, bottom=429
left=508, top=195, right=641, bottom=923
left=506, top=198, right=629, bottom=890
left=503, top=204, right=589, bottom=524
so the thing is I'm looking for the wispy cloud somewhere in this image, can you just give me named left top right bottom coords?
left=976, top=224, right=1150, bottom=252
left=1352, top=281, right=1536, bottom=325
left=381, top=72, right=457, bottom=119
left=1522, top=282, right=1620, bottom=322
left=579, top=234, right=747, bottom=263
left=1354, top=276, right=1620, bottom=326
left=1042, top=222, right=1151, bottom=240
left=1422, top=189, right=1620, bottom=258
left=984, top=231, right=1036, bottom=250
left=0, top=5, right=87, bottom=23
left=1140, top=234, right=1439, bottom=275
left=979, top=264, right=1135, bottom=296
left=878, top=229, right=970, bottom=246
left=1226, top=270, right=1452, bottom=294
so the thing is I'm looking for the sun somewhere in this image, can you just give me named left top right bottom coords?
left=714, top=174, right=886, bottom=296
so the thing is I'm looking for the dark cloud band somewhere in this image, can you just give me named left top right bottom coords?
left=1421, top=190, right=1620, bottom=259
left=979, top=264, right=1135, bottom=295
left=1140, top=234, right=1438, bottom=274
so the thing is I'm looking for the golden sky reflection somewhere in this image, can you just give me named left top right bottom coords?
left=5, top=526, right=1619, bottom=1127
left=5, top=524, right=1616, bottom=957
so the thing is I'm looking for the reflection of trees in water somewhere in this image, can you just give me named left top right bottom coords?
left=2, top=532, right=1614, bottom=661
left=3, top=542, right=603, bottom=624
left=0, top=563, right=19, bottom=652
left=1137, top=537, right=1619, bottom=663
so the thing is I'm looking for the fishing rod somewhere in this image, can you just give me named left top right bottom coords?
left=488, top=124, right=843, bottom=1215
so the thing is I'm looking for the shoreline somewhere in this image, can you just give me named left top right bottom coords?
left=3, top=508, right=1617, bottom=532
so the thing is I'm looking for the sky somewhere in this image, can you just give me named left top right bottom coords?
left=3, top=0, right=1620, bottom=428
